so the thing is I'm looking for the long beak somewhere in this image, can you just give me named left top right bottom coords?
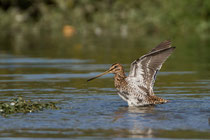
left=87, top=70, right=110, bottom=82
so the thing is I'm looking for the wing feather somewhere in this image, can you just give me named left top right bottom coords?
left=150, top=40, right=172, bottom=52
left=128, top=41, right=175, bottom=95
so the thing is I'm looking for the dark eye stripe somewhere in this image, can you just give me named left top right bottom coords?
left=110, top=66, right=118, bottom=71
left=110, top=68, right=115, bottom=71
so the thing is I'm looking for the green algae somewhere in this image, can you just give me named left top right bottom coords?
left=0, top=97, right=60, bottom=116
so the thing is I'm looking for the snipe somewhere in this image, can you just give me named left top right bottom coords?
left=87, top=40, right=175, bottom=106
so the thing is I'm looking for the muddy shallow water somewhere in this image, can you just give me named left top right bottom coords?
left=0, top=38, right=210, bottom=139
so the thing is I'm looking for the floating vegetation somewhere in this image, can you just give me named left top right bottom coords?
left=0, top=97, right=60, bottom=116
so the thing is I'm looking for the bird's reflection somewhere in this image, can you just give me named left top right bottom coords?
left=113, top=105, right=155, bottom=122
left=112, top=105, right=156, bottom=138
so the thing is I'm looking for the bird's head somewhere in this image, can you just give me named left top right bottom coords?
left=87, top=63, right=123, bottom=82
left=108, top=63, right=123, bottom=74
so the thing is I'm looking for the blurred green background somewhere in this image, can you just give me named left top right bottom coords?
left=0, top=0, right=210, bottom=66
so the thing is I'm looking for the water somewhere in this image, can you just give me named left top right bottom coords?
left=0, top=37, right=210, bottom=139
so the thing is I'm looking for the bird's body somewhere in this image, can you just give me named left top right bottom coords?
left=88, top=40, right=175, bottom=107
left=113, top=64, right=167, bottom=106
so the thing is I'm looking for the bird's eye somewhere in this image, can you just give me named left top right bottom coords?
left=114, top=66, right=118, bottom=68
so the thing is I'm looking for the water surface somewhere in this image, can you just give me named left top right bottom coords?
left=0, top=37, right=210, bottom=139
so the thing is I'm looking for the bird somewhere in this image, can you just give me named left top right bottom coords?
left=87, top=40, right=175, bottom=107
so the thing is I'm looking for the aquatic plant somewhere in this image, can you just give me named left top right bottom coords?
left=0, top=97, right=60, bottom=117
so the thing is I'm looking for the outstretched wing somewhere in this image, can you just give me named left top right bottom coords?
left=150, top=40, right=172, bottom=52
left=128, top=40, right=175, bottom=95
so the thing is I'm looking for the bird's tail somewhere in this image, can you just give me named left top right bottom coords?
left=149, top=95, right=169, bottom=104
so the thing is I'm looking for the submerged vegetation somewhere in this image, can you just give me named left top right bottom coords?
left=0, top=97, right=60, bottom=117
